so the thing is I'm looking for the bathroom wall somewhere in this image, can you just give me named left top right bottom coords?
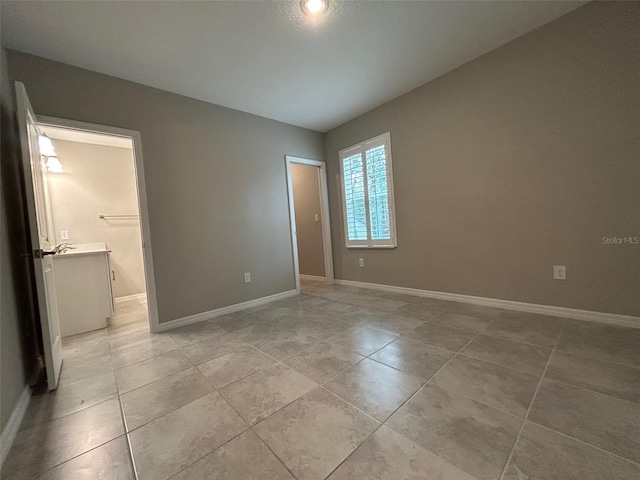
left=47, top=139, right=146, bottom=298
left=291, top=163, right=325, bottom=277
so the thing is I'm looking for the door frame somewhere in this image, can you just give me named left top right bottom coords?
left=285, top=156, right=334, bottom=293
left=37, top=115, right=161, bottom=333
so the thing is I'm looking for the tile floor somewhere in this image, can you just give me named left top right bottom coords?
left=3, top=280, right=640, bottom=479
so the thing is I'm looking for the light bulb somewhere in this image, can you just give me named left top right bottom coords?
left=38, top=134, right=57, bottom=157
left=45, top=156, right=64, bottom=173
left=301, top=0, right=327, bottom=15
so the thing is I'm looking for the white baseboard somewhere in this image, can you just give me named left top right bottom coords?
left=115, top=293, right=147, bottom=303
left=155, top=289, right=298, bottom=332
left=300, top=274, right=326, bottom=281
left=1, top=386, right=31, bottom=467
left=335, top=279, right=640, bottom=328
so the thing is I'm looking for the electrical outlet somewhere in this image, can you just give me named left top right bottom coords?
left=244, top=272, right=251, bottom=283
left=60, top=230, right=69, bottom=240
left=314, top=214, right=319, bottom=222
left=553, top=265, right=566, bottom=280
left=359, top=258, right=364, bottom=268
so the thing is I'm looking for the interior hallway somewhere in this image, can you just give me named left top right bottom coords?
left=3, top=278, right=639, bottom=479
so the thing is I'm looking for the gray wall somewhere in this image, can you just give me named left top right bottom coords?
left=291, top=163, right=325, bottom=277
left=0, top=68, right=26, bottom=429
left=1, top=47, right=39, bottom=432
left=6, top=50, right=324, bottom=324
left=324, top=1, right=640, bottom=316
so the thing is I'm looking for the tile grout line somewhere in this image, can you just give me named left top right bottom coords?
left=57, top=349, right=299, bottom=448
left=117, top=356, right=207, bottom=433
left=112, top=303, right=201, bottom=479
left=170, top=318, right=334, bottom=480
left=174, top=291, right=640, bottom=478
left=385, top=316, right=497, bottom=419
left=108, top=310, right=143, bottom=480
left=245, top=347, right=381, bottom=423
left=424, top=381, right=527, bottom=421
left=131, top=292, right=632, bottom=462
left=160, top=336, right=256, bottom=480
left=316, top=384, right=382, bottom=424
left=497, top=323, right=566, bottom=480
left=221, top=298, right=498, bottom=452
left=30, top=313, right=144, bottom=480
left=467, top=329, right=561, bottom=350
left=252, top=430, right=304, bottom=480
left=166, top=330, right=309, bottom=480
left=433, top=323, right=640, bottom=371
left=321, top=316, right=499, bottom=479
left=553, top=344, right=640, bottom=370
left=163, top=429, right=251, bottom=480
left=115, top=350, right=191, bottom=395
left=120, top=318, right=277, bottom=402
left=452, top=350, right=547, bottom=378
left=525, top=420, right=640, bottom=468
left=21, top=304, right=150, bottom=478
left=129, top=296, right=640, bottom=478
left=22, top=433, right=133, bottom=479
left=318, top=355, right=368, bottom=387
left=21, top=296, right=302, bottom=478
left=307, top=281, right=640, bottom=470
left=164, top=309, right=385, bottom=478
left=529, top=375, right=640, bottom=406
left=30, top=285, right=637, bottom=480
left=110, top=334, right=180, bottom=371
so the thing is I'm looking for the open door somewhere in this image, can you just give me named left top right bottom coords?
left=15, top=81, right=63, bottom=390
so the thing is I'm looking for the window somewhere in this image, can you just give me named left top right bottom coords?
left=339, top=132, right=397, bottom=248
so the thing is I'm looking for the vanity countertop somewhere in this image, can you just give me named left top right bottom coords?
left=55, top=242, right=111, bottom=258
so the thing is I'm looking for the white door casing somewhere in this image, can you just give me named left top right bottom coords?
left=15, top=81, right=63, bottom=390
left=285, top=156, right=335, bottom=292
left=36, top=115, right=160, bottom=333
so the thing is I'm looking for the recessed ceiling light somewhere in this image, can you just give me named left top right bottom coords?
left=301, top=0, right=328, bottom=16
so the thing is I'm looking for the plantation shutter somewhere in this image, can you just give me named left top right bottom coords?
left=342, top=152, right=368, bottom=242
left=339, top=133, right=396, bottom=248
left=365, top=144, right=391, bottom=241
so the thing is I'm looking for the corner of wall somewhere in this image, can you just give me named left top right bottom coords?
left=1, top=47, right=40, bottom=432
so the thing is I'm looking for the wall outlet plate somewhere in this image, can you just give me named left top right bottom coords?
left=553, top=265, right=566, bottom=280
left=244, top=272, right=251, bottom=283
left=60, top=230, right=69, bottom=240
left=359, top=258, right=364, bottom=268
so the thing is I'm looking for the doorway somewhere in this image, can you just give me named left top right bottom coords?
left=32, top=117, right=161, bottom=390
left=36, top=116, right=159, bottom=341
left=16, top=81, right=159, bottom=391
left=285, top=156, right=334, bottom=292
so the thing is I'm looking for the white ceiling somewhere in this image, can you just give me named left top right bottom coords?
left=1, top=1, right=586, bottom=132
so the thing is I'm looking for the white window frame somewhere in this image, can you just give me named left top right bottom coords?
left=339, top=132, right=397, bottom=249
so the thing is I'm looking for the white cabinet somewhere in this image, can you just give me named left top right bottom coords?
left=53, top=243, right=114, bottom=337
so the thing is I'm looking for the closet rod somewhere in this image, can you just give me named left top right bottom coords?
left=99, top=214, right=139, bottom=219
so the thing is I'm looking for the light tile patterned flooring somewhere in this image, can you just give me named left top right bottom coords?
left=4, top=280, right=640, bottom=479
